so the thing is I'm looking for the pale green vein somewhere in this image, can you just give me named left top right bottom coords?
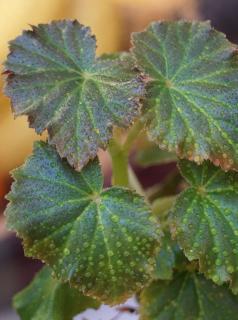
left=192, top=274, right=204, bottom=319
left=11, top=41, right=81, bottom=74
left=149, top=26, right=169, bottom=77
left=15, top=173, right=88, bottom=195
left=96, top=202, right=117, bottom=288
left=39, top=25, right=83, bottom=71
left=173, top=45, right=231, bottom=82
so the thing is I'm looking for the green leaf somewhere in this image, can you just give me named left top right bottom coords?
left=136, top=144, right=177, bottom=167
left=5, top=142, right=160, bottom=304
left=132, top=21, right=238, bottom=171
left=154, top=232, right=185, bottom=280
left=4, top=20, right=144, bottom=170
left=14, top=266, right=100, bottom=320
left=170, top=160, right=238, bottom=292
left=140, top=272, right=238, bottom=320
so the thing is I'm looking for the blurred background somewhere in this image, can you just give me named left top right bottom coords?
left=0, top=0, right=238, bottom=319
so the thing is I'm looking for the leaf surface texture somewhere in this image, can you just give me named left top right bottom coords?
left=170, top=160, right=238, bottom=292
left=5, top=20, right=144, bottom=169
left=6, top=142, right=160, bottom=304
left=132, top=21, right=238, bottom=171
left=140, top=272, right=238, bottom=320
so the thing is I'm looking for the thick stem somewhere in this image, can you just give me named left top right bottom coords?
left=123, top=120, right=144, bottom=153
left=109, top=121, right=144, bottom=188
left=108, top=138, right=129, bottom=187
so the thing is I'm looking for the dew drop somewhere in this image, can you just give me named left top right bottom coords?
left=212, top=275, right=219, bottom=282
left=83, top=242, right=90, bottom=248
left=117, top=260, right=123, bottom=266
left=111, top=215, right=120, bottom=223
left=116, top=241, right=122, bottom=248
left=227, top=265, right=234, bottom=273
left=124, top=251, right=130, bottom=257
left=211, top=228, right=217, bottom=235
left=108, top=250, right=114, bottom=257
left=216, top=259, right=222, bottom=266
left=212, top=247, right=219, bottom=253
left=64, top=248, right=70, bottom=256
left=98, top=225, right=104, bottom=232
left=224, top=251, right=228, bottom=257
left=127, top=236, right=133, bottom=242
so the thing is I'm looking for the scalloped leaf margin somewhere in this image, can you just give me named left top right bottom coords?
left=140, top=272, right=238, bottom=320
left=4, top=20, right=145, bottom=170
left=132, top=20, right=238, bottom=171
left=170, top=160, right=238, bottom=293
left=5, top=141, right=161, bottom=304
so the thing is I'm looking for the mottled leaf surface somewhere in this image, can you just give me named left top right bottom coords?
left=5, top=142, right=160, bottom=304
left=14, top=266, right=100, bottom=320
left=170, top=160, right=238, bottom=292
left=5, top=20, right=144, bottom=170
left=132, top=21, right=238, bottom=171
left=140, top=272, right=238, bottom=320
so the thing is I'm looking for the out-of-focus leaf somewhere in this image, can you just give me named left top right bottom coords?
left=14, top=266, right=100, bottom=320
